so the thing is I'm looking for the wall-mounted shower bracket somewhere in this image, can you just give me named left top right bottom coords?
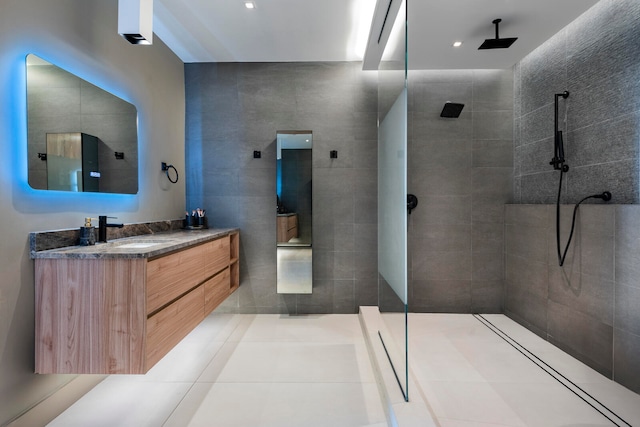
left=550, top=91, right=570, bottom=171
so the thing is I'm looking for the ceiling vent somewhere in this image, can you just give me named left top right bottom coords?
left=118, top=0, right=153, bottom=45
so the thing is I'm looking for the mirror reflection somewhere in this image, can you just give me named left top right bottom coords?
left=276, top=131, right=313, bottom=294
left=26, top=54, right=139, bottom=194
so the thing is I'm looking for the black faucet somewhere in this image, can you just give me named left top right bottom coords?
left=98, top=215, right=124, bottom=243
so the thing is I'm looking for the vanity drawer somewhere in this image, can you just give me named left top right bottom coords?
left=204, top=235, right=230, bottom=278
left=204, top=267, right=230, bottom=316
left=145, top=285, right=204, bottom=370
left=287, top=214, right=297, bottom=229
left=146, top=244, right=205, bottom=315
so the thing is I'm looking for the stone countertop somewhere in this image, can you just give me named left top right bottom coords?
left=31, top=228, right=238, bottom=260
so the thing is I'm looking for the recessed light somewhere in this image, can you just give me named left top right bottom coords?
left=244, top=1, right=256, bottom=9
left=453, top=41, right=463, bottom=47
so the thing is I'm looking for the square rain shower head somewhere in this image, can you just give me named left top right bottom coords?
left=478, top=19, right=518, bottom=50
left=478, top=37, right=518, bottom=49
left=440, top=102, right=465, bottom=118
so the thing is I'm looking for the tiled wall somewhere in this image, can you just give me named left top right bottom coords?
left=185, top=63, right=514, bottom=314
left=514, top=0, right=640, bottom=204
left=508, top=0, right=640, bottom=393
left=408, top=70, right=514, bottom=313
left=505, top=204, right=640, bottom=393
left=185, top=62, right=378, bottom=314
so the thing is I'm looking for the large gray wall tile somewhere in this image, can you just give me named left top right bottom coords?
left=473, top=140, right=513, bottom=168
left=472, top=280, right=504, bottom=313
left=411, top=280, right=472, bottom=313
left=473, top=70, right=514, bottom=112
left=613, top=328, right=640, bottom=393
left=615, top=284, right=640, bottom=336
left=547, top=300, right=613, bottom=377
left=615, top=205, right=640, bottom=289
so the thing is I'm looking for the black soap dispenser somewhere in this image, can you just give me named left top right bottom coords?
left=79, top=217, right=96, bottom=246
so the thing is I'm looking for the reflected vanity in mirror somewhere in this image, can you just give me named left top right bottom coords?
left=26, top=54, right=138, bottom=194
left=276, top=131, right=313, bottom=294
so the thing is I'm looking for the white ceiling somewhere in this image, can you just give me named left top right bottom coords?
left=153, top=0, right=600, bottom=69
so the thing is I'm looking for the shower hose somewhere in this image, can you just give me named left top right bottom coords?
left=555, top=168, right=611, bottom=266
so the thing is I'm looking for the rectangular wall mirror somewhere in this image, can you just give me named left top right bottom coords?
left=276, top=131, right=312, bottom=294
left=26, top=54, right=139, bottom=194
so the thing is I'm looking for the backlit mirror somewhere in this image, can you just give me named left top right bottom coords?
left=276, top=131, right=312, bottom=294
left=26, top=54, right=138, bottom=194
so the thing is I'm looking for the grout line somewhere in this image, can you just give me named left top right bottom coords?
left=474, top=314, right=631, bottom=427
left=612, top=206, right=617, bottom=382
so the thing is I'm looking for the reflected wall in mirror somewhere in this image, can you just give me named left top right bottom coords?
left=276, top=131, right=312, bottom=294
left=26, top=54, right=139, bottom=194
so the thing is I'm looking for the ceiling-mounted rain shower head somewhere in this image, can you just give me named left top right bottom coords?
left=440, top=102, right=465, bottom=118
left=478, top=18, right=518, bottom=50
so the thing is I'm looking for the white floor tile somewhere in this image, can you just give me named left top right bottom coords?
left=238, top=314, right=367, bottom=343
left=48, top=379, right=191, bottom=427
left=421, top=380, right=527, bottom=426
left=169, top=382, right=386, bottom=427
left=493, top=381, right=614, bottom=426
left=213, top=341, right=375, bottom=383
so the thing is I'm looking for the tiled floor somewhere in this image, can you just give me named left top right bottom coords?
left=403, top=313, right=640, bottom=427
left=47, top=312, right=640, bottom=427
left=48, top=314, right=386, bottom=427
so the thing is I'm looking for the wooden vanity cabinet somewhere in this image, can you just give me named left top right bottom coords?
left=35, top=231, right=239, bottom=375
left=277, top=214, right=298, bottom=243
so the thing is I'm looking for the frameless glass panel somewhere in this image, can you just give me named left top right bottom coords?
left=377, top=0, right=408, bottom=401
left=276, top=131, right=313, bottom=294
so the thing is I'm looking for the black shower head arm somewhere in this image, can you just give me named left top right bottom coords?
left=493, top=18, right=501, bottom=38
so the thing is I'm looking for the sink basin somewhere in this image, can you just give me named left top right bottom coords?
left=117, top=242, right=163, bottom=249
left=109, top=239, right=173, bottom=249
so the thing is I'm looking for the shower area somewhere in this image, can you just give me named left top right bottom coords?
left=370, top=0, right=640, bottom=421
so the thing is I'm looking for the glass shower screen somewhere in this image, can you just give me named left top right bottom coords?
left=377, top=0, right=408, bottom=401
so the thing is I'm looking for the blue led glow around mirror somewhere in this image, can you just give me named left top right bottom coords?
left=25, top=53, right=139, bottom=195
left=5, top=52, right=138, bottom=213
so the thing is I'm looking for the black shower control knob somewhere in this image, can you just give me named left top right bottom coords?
left=407, top=194, right=418, bottom=214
